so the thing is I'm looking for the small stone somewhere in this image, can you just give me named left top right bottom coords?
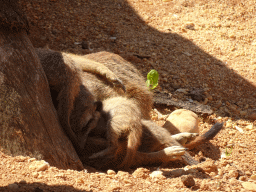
left=245, top=124, right=253, bottom=131
left=107, top=170, right=116, bottom=175
left=37, top=163, right=49, bottom=172
left=228, top=170, right=239, bottom=178
left=32, top=172, right=39, bottom=178
left=76, top=177, right=84, bottom=184
left=242, top=182, right=256, bottom=191
left=150, top=170, right=165, bottom=179
left=239, top=176, right=247, bottom=181
left=184, top=22, right=195, bottom=30
left=19, top=180, right=27, bottom=184
left=8, top=183, right=19, bottom=190
left=181, top=175, right=195, bottom=188
left=200, top=159, right=217, bottom=173
left=245, top=171, right=252, bottom=176
left=133, top=168, right=150, bottom=179
left=250, top=175, right=256, bottom=181
left=164, top=109, right=199, bottom=134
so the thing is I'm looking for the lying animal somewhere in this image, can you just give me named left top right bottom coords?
left=36, top=48, right=125, bottom=155
left=75, top=51, right=223, bottom=170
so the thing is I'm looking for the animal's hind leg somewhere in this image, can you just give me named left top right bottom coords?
left=131, top=145, right=186, bottom=167
left=89, top=122, right=120, bottom=159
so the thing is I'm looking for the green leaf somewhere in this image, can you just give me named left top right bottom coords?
left=146, top=69, right=159, bottom=90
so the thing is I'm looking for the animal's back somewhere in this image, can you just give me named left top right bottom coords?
left=82, top=51, right=153, bottom=119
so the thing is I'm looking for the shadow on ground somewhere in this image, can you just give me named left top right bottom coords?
left=0, top=183, right=88, bottom=192
left=19, top=0, right=254, bottom=170
left=24, top=0, right=256, bottom=119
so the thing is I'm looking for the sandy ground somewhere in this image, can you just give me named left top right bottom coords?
left=1, top=0, right=256, bottom=191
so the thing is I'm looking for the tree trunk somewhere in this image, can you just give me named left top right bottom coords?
left=0, top=0, right=83, bottom=170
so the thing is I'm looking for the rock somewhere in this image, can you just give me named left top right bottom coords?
left=150, top=170, right=165, bottom=179
left=37, top=163, right=49, bottom=172
left=19, top=180, right=27, bottom=184
left=32, top=172, right=39, bottom=178
left=200, top=159, right=217, bottom=173
left=181, top=175, right=195, bottom=188
left=107, top=170, right=116, bottom=175
left=239, top=176, right=247, bottom=181
left=76, top=177, right=84, bottom=184
left=163, top=109, right=199, bottom=135
left=132, top=168, right=150, bottom=179
left=8, top=183, right=19, bottom=190
left=228, top=170, right=239, bottom=179
left=184, top=23, right=195, bottom=30
left=250, top=175, right=256, bottom=181
left=242, top=182, right=256, bottom=191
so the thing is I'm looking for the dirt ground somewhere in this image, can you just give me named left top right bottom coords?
left=1, top=0, right=256, bottom=191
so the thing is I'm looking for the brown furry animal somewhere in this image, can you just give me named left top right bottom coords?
left=35, top=48, right=125, bottom=155
left=75, top=51, right=223, bottom=170
left=76, top=51, right=152, bottom=169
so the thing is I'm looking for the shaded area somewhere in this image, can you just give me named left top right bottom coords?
left=20, top=0, right=256, bottom=119
left=0, top=183, right=89, bottom=192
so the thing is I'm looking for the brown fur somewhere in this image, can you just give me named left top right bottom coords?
left=77, top=51, right=152, bottom=169
left=35, top=48, right=124, bottom=155
left=77, top=51, right=222, bottom=169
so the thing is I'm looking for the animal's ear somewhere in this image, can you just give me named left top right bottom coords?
left=95, top=101, right=103, bottom=112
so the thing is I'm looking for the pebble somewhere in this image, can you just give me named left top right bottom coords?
left=200, top=160, right=217, bottom=173
left=245, top=171, right=252, bottom=176
left=76, top=177, right=84, bottom=184
left=107, top=170, right=116, bottom=175
left=164, top=109, right=199, bottom=134
left=19, top=180, right=27, bottom=184
left=8, top=183, right=19, bottom=190
left=250, top=175, right=256, bottom=181
left=37, top=163, right=49, bottom=172
left=242, top=182, right=256, bottom=191
left=228, top=170, right=239, bottom=178
left=181, top=175, right=195, bottom=188
left=150, top=170, right=165, bottom=179
left=184, top=22, right=195, bottom=30
left=32, top=172, right=39, bottom=178
left=239, top=176, right=247, bottom=181
left=132, top=168, right=150, bottom=179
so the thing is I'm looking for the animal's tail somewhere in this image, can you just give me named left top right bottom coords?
left=118, top=129, right=141, bottom=169
left=184, top=122, right=224, bottom=150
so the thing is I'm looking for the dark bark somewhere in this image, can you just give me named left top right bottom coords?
left=0, top=0, right=83, bottom=170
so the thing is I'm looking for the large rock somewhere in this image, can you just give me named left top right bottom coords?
left=163, top=109, right=199, bottom=135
